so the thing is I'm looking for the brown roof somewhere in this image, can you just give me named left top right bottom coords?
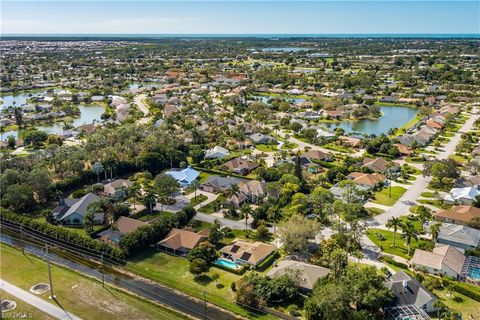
left=412, top=245, right=466, bottom=275
left=222, top=158, right=259, bottom=172
left=348, top=172, right=385, bottom=186
left=426, top=119, right=443, bottom=129
left=239, top=180, right=265, bottom=197
left=435, top=205, right=480, bottom=224
left=339, top=136, right=362, bottom=147
left=303, top=149, right=329, bottom=161
left=362, top=157, right=391, bottom=173
left=157, top=228, right=207, bottom=251
left=267, top=260, right=330, bottom=290
left=394, top=143, right=413, bottom=156
left=220, top=240, right=276, bottom=266
left=103, top=179, right=134, bottom=195
left=116, top=216, right=146, bottom=234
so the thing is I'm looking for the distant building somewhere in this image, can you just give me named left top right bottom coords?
left=205, top=146, right=230, bottom=159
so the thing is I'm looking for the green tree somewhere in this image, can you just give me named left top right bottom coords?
left=189, top=258, right=208, bottom=278
left=142, top=191, right=157, bottom=213
left=154, top=173, right=179, bottom=211
left=386, top=217, right=403, bottom=248
left=208, top=219, right=223, bottom=245
left=401, top=221, right=419, bottom=256
left=3, top=184, right=35, bottom=213
left=429, top=222, right=442, bottom=242
left=278, top=214, right=321, bottom=255
left=84, top=211, right=94, bottom=233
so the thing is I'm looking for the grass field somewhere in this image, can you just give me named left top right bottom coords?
left=255, top=144, right=278, bottom=152
left=366, top=228, right=431, bottom=259
left=0, top=290, right=54, bottom=320
left=371, top=186, right=407, bottom=206
left=434, top=289, right=480, bottom=319
left=366, top=207, right=385, bottom=216
left=127, top=248, right=275, bottom=320
left=132, top=210, right=174, bottom=222
left=0, top=244, right=189, bottom=320
left=190, top=194, right=208, bottom=205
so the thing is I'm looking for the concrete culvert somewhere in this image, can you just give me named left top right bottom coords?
left=30, top=283, right=50, bottom=294
left=1, top=300, right=17, bottom=312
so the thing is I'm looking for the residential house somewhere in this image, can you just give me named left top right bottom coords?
left=103, top=179, right=134, bottom=196
left=157, top=227, right=209, bottom=255
left=302, top=149, right=331, bottom=162
left=53, top=193, right=104, bottom=225
left=436, top=223, right=480, bottom=251
left=205, top=146, right=230, bottom=159
left=200, top=176, right=246, bottom=193
left=339, top=135, right=363, bottom=148
left=249, top=133, right=275, bottom=145
left=220, top=240, right=276, bottom=268
left=362, top=157, right=393, bottom=174
left=347, top=172, right=386, bottom=188
left=316, top=127, right=335, bottom=138
left=239, top=180, right=265, bottom=204
left=411, top=245, right=466, bottom=278
left=165, top=166, right=200, bottom=187
left=434, top=205, right=480, bottom=226
left=221, top=157, right=259, bottom=175
left=384, top=270, right=437, bottom=316
left=267, top=260, right=330, bottom=291
left=393, top=143, right=414, bottom=156
left=98, top=216, right=146, bottom=244
left=443, top=187, right=480, bottom=205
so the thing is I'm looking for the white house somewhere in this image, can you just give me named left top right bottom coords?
left=411, top=245, right=466, bottom=278
left=205, top=146, right=230, bottom=159
left=444, top=187, right=480, bottom=205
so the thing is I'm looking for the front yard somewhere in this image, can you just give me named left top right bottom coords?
left=366, top=228, right=431, bottom=259
left=371, top=186, right=407, bottom=206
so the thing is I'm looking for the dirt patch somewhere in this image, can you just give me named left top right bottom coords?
left=29, top=283, right=50, bottom=295
left=1, top=299, right=17, bottom=312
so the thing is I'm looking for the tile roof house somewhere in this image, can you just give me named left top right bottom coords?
left=200, top=176, right=246, bottom=193
left=53, top=192, right=104, bottom=225
left=239, top=180, right=266, bottom=203
left=267, top=260, right=330, bottom=291
left=394, top=143, right=414, bottom=156
left=157, top=228, right=208, bottom=255
left=249, top=133, right=275, bottom=145
left=385, top=270, right=437, bottom=314
left=302, top=149, right=331, bottom=161
left=434, top=205, right=480, bottom=225
left=436, top=223, right=480, bottom=251
left=103, top=179, right=134, bottom=196
left=347, top=172, right=386, bottom=187
left=362, top=157, right=392, bottom=174
left=205, top=146, right=230, bottom=159
left=221, top=157, right=259, bottom=175
left=443, top=187, right=480, bottom=205
left=98, top=216, right=146, bottom=244
left=411, top=245, right=466, bottom=278
left=165, top=166, right=200, bottom=187
left=339, top=135, right=363, bottom=148
left=220, top=240, right=276, bottom=267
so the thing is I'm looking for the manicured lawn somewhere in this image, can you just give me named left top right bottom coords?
left=322, top=143, right=354, bottom=154
left=280, top=141, right=298, bottom=150
left=0, top=244, right=189, bottom=320
left=64, top=225, right=104, bottom=236
left=420, top=191, right=437, bottom=198
left=371, top=186, right=407, bottom=206
left=127, top=249, right=275, bottom=320
left=417, top=199, right=453, bottom=209
left=366, top=207, right=385, bottom=216
left=255, top=144, right=278, bottom=152
left=198, top=172, right=211, bottom=183
left=366, top=228, right=431, bottom=259
left=433, top=289, right=480, bottom=319
left=198, top=196, right=224, bottom=214
left=190, top=194, right=208, bottom=205
left=0, top=290, right=54, bottom=320
left=399, top=216, right=424, bottom=232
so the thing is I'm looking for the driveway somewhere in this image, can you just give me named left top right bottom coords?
left=0, top=278, right=81, bottom=320
left=133, top=94, right=152, bottom=124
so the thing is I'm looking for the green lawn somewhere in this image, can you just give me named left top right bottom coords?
left=366, top=228, right=431, bottom=259
left=255, top=144, right=278, bottom=152
left=198, top=196, right=224, bottom=214
left=198, top=172, right=211, bottom=183
left=190, top=194, right=208, bottom=205
left=371, top=186, right=407, bottom=206
left=280, top=142, right=298, bottom=150
left=0, top=244, right=189, bottom=320
left=420, top=191, right=437, bottom=198
left=63, top=225, right=104, bottom=236
left=127, top=249, right=274, bottom=320
left=0, top=290, right=54, bottom=320
left=399, top=215, right=424, bottom=232
left=322, top=143, right=354, bottom=154
left=131, top=210, right=174, bottom=222
left=417, top=199, right=453, bottom=209
left=366, top=207, right=385, bottom=216
left=434, top=289, right=480, bottom=319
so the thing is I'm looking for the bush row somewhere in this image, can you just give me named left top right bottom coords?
left=442, top=278, right=480, bottom=302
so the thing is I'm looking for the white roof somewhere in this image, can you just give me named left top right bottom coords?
left=445, top=187, right=480, bottom=201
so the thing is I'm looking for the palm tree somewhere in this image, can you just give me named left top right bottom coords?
left=223, top=184, right=240, bottom=202
left=128, top=182, right=141, bottom=210
left=240, top=204, right=252, bottom=235
left=401, top=222, right=419, bottom=256
left=191, top=180, right=200, bottom=204
left=429, top=222, right=442, bottom=243
left=143, top=191, right=157, bottom=214
left=267, top=206, right=281, bottom=233
left=386, top=217, right=403, bottom=248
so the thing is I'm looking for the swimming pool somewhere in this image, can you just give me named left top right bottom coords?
left=468, top=266, right=480, bottom=280
left=214, top=258, right=241, bottom=270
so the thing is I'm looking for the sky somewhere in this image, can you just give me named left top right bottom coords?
left=1, top=1, right=479, bottom=35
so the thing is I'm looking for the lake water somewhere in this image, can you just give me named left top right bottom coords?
left=1, top=104, right=104, bottom=140
left=325, top=105, right=418, bottom=136
left=0, top=91, right=44, bottom=108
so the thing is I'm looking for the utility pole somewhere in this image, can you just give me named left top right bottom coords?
left=101, top=251, right=105, bottom=288
left=45, top=243, right=55, bottom=299
left=20, top=225, right=24, bottom=254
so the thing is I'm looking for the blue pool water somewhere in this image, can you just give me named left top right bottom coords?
left=214, top=258, right=240, bottom=270
left=468, top=266, right=480, bottom=280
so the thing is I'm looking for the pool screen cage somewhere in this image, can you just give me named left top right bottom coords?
left=460, top=255, right=480, bottom=283
left=385, top=305, right=430, bottom=320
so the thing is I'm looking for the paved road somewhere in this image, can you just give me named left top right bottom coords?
left=133, top=94, right=151, bottom=124
left=371, top=110, right=479, bottom=227
left=0, top=279, right=81, bottom=320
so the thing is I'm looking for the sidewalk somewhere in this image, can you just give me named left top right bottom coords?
left=0, top=279, right=81, bottom=320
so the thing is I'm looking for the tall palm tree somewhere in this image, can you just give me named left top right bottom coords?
left=267, top=206, right=281, bottom=233
left=143, top=191, right=157, bottom=214
left=240, top=204, right=252, bottom=235
left=190, top=180, right=200, bottom=203
left=429, top=222, right=442, bottom=243
left=128, top=182, right=141, bottom=210
left=386, top=217, right=403, bottom=248
left=223, top=184, right=240, bottom=201
left=401, top=222, right=419, bottom=256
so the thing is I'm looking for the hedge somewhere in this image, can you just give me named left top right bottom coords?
left=256, top=251, right=280, bottom=272
left=379, top=256, right=409, bottom=269
left=0, top=209, right=125, bottom=262
left=442, top=278, right=480, bottom=302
